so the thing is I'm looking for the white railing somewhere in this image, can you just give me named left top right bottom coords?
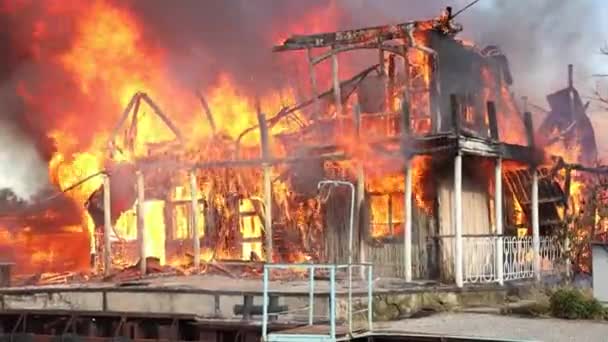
left=503, top=236, right=534, bottom=281
left=464, top=236, right=497, bottom=283
left=539, top=236, right=564, bottom=275
left=463, top=236, right=563, bottom=284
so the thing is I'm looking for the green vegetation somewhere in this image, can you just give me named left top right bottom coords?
left=549, top=288, right=606, bottom=320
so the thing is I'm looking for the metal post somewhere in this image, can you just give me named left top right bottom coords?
left=532, top=168, right=541, bottom=282
left=190, top=171, right=201, bottom=271
left=404, top=158, right=413, bottom=282
left=136, top=171, right=146, bottom=275
left=308, top=266, right=315, bottom=325
left=262, top=266, right=269, bottom=340
left=103, top=174, right=112, bottom=276
left=495, top=159, right=504, bottom=285
left=348, top=265, right=353, bottom=334
left=454, top=153, right=463, bottom=287
left=367, top=265, right=373, bottom=332
left=329, top=266, right=336, bottom=339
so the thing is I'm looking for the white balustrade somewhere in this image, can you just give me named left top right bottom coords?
left=463, top=235, right=564, bottom=284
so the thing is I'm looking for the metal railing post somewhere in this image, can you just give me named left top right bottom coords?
left=330, top=266, right=336, bottom=339
left=262, top=266, right=269, bottom=340
left=348, top=264, right=353, bottom=334
left=368, top=265, right=373, bottom=332
left=309, top=265, right=315, bottom=325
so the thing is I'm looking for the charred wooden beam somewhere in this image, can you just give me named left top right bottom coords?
left=274, top=22, right=416, bottom=51
left=108, top=93, right=139, bottom=154
left=487, top=101, right=499, bottom=140
left=450, top=95, right=461, bottom=135
left=197, top=92, right=217, bottom=135
left=331, top=49, right=343, bottom=117
left=234, top=64, right=380, bottom=154
left=311, top=43, right=405, bottom=65
left=387, top=54, right=396, bottom=112
left=139, top=93, right=185, bottom=144
left=523, top=111, right=535, bottom=150
left=307, top=48, right=321, bottom=120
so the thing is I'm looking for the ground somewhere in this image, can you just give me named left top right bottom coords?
left=377, top=312, right=608, bottom=341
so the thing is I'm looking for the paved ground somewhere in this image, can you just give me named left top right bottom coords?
left=377, top=313, right=608, bottom=341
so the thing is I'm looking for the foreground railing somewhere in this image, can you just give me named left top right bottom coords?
left=262, top=263, right=373, bottom=341
left=463, top=236, right=564, bottom=284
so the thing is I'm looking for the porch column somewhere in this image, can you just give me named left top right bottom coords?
left=494, top=159, right=504, bottom=285
left=190, top=171, right=201, bottom=271
left=454, top=153, right=463, bottom=288
left=531, top=168, right=541, bottom=282
left=136, top=171, right=146, bottom=275
left=353, top=104, right=366, bottom=278
left=103, top=174, right=112, bottom=276
left=404, top=158, right=413, bottom=282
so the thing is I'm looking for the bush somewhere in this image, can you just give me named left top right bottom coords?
left=549, top=288, right=605, bottom=320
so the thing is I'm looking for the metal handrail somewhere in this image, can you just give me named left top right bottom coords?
left=262, top=263, right=374, bottom=341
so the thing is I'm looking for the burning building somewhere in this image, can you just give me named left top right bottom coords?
left=0, top=3, right=600, bottom=289
left=1, top=2, right=607, bottom=340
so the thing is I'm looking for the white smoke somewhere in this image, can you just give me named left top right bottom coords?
left=0, top=82, right=50, bottom=202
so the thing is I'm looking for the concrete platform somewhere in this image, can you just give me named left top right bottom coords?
left=0, top=274, right=518, bottom=323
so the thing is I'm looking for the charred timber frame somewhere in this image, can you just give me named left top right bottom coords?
left=274, top=20, right=442, bottom=133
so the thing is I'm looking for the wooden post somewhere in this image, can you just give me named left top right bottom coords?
left=454, top=152, right=463, bottom=288
left=401, top=99, right=413, bottom=282
left=331, top=48, right=342, bottom=117
left=190, top=171, right=201, bottom=271
left=103, top=174, right=112, bottom=276
left=487, top=101, right=499, bottom=140
left=353, top=104, right=366, bottom=277
left=564, top=167, right=572, bottom=278
left=136, top=171, right=146, bottom=275
left=387, top=54, right=396, bottom=112
left=532, top=168, right=541, bottom=282
left=495, top=159, right=504, bottom=285
left=307, top=48, right=321, bottom=120
left=257, top=112, right=273, bottom=262
left=450, top=95, right=461, bottom=135
left=404, top=159, right=413, bottom=282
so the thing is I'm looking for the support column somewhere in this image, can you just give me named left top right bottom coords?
left=454, top=153, right=463, bottom=288
left=401, top=98, right=413, bottom=282
left=495, top=159, right=504, bottom=285
left=190, top=171, right=201, bottom=271
left=103, top=174, right=112, bottom=276
left=136, top=171, right=146, bottom=275
left=257, top=112, right=273, bottom=262
left=353, top=104, right=366, bottom=278
left=532, top=168, right=541, bottom=282
left=331, top=49, right=342, bottom=117
left=404, top=158, right=413, bottom=282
